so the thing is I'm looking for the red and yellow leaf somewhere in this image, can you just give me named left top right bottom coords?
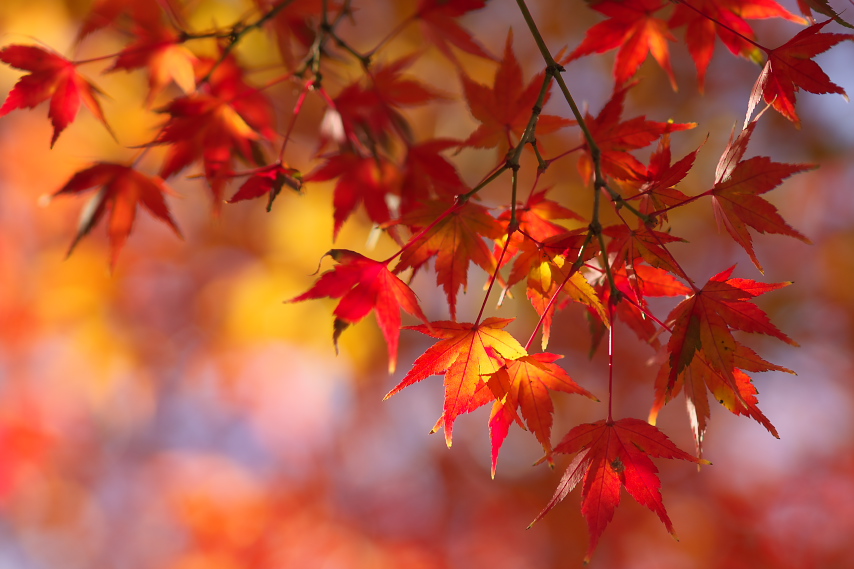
left=385, top=317, right=528, bottom=446
left=665, top=266, right=797, bottom=399
left=487, top=353, right=597, bottom=475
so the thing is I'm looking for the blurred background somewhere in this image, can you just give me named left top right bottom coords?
left=1, top=0, right=853, bottom=567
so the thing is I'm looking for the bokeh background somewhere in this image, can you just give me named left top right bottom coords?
left=1, top=1, right=853, bottom=567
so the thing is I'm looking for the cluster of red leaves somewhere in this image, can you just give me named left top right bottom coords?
left=2, top=0, right=852, bottom=562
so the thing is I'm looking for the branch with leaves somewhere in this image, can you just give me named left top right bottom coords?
left=1, top=0, right=852, bottom=561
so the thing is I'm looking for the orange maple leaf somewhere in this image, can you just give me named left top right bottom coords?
left=53, top=163, right=181, bottom=267
left=487, top=353, right=598, bottom=476
left=385, top=317, right=528, bottom=446
left=290, top=250, right=429, bottom=373
left=0, top=45, right=112, bottom=147
left=395, top=200, right=504, bottom=321
left=567, top=0, right=677, bottom=89
left=531, top=417, right=708, bottom=563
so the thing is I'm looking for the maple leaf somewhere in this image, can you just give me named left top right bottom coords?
left=305, top=152, right=401, bottom=239
left=400, top=139, right=468, bottom=214
left=605, top=223, right=690, bottom=283
left=629, top=134, right=701, bottom=225
left=52, top=163, right=181, bottom=267
left=76, top=0, right=185, bottom=41
left=487, top=353, right=598, bottom=476
left=567, top=0, right=677, bottom=89
left=709, top=120, right=814, bottom=271
left=577, top=83, right=695, bottom=184
left=290, top=250, right=429, bottom=373
left=797, top=0, right=854, bottom=28
left=153, top=55, right=275, bottom=211
left=665, top=266, right=797, bottom=399
left=668, top=0, right=804, bottom=89
left=460, top=30, right=572, bottom=149
left=651, top=341, right=794, bottom=455
left=0, top=45, right=112, bottom=147
left=394, top=200, right=504, bottom=321
left=755, top=20, right=854, bottom=127
left=385, top=317, right=527, bottom=446
left=333, top=55, right=448, bottom=150
left=227, top=162, right=302, bottom=211
left=108, top=20, right=198, bottom=104
left=415, top=0, right=494, bottom=64
left=531, top=417, right=709, bottom=563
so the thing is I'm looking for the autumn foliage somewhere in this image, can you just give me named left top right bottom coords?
left=2, top=0, right=854, bottom=565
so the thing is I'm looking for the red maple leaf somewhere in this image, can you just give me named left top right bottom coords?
left=604, top=222, right=690, bottom=283
left=0, top=45, right=112, bottom=147
left=108, top=20, right=198, bottom=104
left=629, top=134, right=701, bottom=224
left=394, top=200, right=504, bottom=321
left=415, top=0, right=494, bottom=64
left=290, top=250, right=429, bottom=373
left=665, top=266, right=797, bottom=397
left=227, top=162, right=302, bottom=211
left=756, top=19, right=854, bottom=127
left=487, top=353, right=598, bottom=476
left=385, top=317, right=528, bottom=446
left=153, top=55, right=276, bottom=210
left=460, top=30, right=572, bottom=149
left=52, top=163, right=181, bottom=267
left=333, top=55, right=448, bottom=149
left=305, top=152, right=401, bottom=239
left=577, top=83, right=695, bottom=184
left=668, top=0, right=804, bottom=89
left=651, top=341, right=793, bottom=454
left=567, top=0, right=677, bottom=89
left=400, top=139, right=468, bottom=214
left=708, top=119, right=814, bottom=271
left=76, top=0, right=185, bottom=41
left=531, top=417, right=708, bottom=563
